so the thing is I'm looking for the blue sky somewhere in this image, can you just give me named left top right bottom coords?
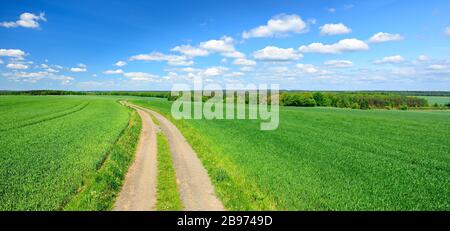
left=1, top=0, right=449, bottom=91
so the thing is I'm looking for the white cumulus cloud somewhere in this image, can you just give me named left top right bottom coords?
left=169, top=36, right=245, bottom=60
left=123, top=72, right=158, bottom=81
left=6, top=63, right=28, bottom=69
left=368, top=32, right=404, bottom=43
left=242, top=14, right=307, bottom=39
left=0, top=12, right=46, bottom=29
left=232, top=58, right=256, bottom=66
left=319, top=23, right=352, bottom=36
left=220, top=51, right=245, bottom=58
left=70, top=67, right=86, bottom=72
left=115, top=61, right=127, bottom=67
left=427, top=64, right=448, bottom=70
left=49, top=75, right=74, bottom=85
left=417, top=55, right=429, bottom=62
left=299, top=38, right=369, bottom=54
left=0, top=49, right=26, bottom=58
left=129, top=52, right=193, bottom=66
left=324, top=60, right=353, bottom=68
left=202, top=66, right=229, bottom=77
left=171, top=45, right=209, bottom=57
left=70, top=64, right=87, bottom=72
left=199, top=36, right=235, bottom=53
left=2, top=71, right=73, bottom=84
left=296, top=63, right=319, bottom=74
left=45, top=68, right=59, bottom=73
left=103, top=69, right=124, bottom=75
left=253, top=46, right=302, bottom=61
left=197, top=36, right=246, bottom=58
left=374, top=55, right=405, bottom=64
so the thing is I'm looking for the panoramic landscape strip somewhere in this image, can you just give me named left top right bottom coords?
left=0, top=2, right=449, bottom=226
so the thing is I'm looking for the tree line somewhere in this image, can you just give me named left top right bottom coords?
left=0, top=90, right=87, bottom=95
left=2, top=90, right=448, bottom=110
left=280, top=92, right=428, bottom=110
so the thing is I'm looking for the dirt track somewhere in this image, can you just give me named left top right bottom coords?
left=113, top=105, right=157, bottom=211
left=132, top=104, right=224, bottom=211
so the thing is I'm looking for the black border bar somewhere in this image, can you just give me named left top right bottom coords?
left=0, top=211, right=448, bottom=229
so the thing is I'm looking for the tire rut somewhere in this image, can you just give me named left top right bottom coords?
left=113, top=104, right=157, bottom=211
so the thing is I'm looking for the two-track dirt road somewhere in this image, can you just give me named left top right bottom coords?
left=114, top=102, right=224, bottom=211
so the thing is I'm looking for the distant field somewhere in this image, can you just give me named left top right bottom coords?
left=132, top=98, right=450, bottom=210
left=0, top=96, right=135, bottom=210
left=421, top=96, right=450, bottom=106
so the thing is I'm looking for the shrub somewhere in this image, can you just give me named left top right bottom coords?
left=313, top=92, right=332, bottom=106
left=351, top=103, right=360, bottom=109
left=400, top=105, right=408, bottom=110
left=303, top=98, right=317, bottom=107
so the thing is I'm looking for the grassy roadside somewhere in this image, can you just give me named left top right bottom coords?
left=155, top=129, right=183, bottom=211
left=131, top=99, right=276, bottom=210
left=64, top=107, right=141, bottom=211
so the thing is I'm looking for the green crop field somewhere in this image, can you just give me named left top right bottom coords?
left=420, top=96, right=450, bottom=106
left=131, top=98, right=450, bottom=211
left=0, top=95, right=139, bottom=211
left=1, top=95, right=449, bottom=211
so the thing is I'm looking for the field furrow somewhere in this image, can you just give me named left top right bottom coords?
left=0, top=101, right=90, bottom=132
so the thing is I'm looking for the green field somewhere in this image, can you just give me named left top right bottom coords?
left=0, top=96, right=139, bottom=210
left=1, top=95, right=449, bottom=211
left=64, top=109, right=141, bottom=211
left=132, top=98, right=450, bottom=211
left=420, top=96, right=450, bottom=106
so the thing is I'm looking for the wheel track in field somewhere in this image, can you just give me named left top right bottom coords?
left=129, top=103, right=225, bottom=211
left=0, top=101, right=90, bottom=132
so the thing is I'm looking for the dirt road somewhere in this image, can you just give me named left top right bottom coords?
left=113, top=105, right=157, bottom=211
left=132, top=104, right=225, bottom=211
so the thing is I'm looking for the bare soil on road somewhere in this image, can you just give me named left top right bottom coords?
left=132, top=104, right=225, bottom=211
left=114, top=105, right=157, bottom=211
